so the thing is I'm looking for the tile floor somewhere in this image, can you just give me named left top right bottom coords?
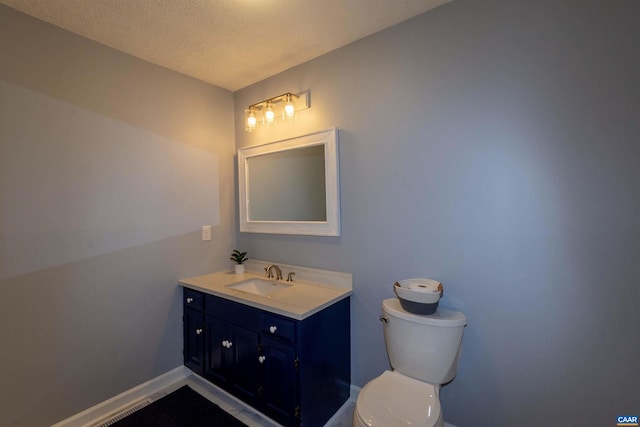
left=150, top=373, right=356, bottom=427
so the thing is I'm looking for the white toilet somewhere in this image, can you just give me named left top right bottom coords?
left=353, top=298, right=467, bottom=427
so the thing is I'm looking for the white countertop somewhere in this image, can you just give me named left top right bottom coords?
left=179, top=267, right=352, bottom=320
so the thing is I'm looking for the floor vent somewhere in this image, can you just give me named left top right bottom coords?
left=92, top=398, right=152, bottom=427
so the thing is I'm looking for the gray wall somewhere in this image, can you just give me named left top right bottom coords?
left=0, top=6, right=235, bottom=426
left=234, top=0, right=640, bottom=425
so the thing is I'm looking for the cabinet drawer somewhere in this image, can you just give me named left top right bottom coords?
left=183, top=288, right=204, bottom=311
left=261, top=312, right=296, bottom=344
left=206, top=294, right=260, bottom=330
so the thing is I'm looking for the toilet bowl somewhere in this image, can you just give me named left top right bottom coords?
left=353, top=298, right=466, bottom=427
left=353, top=370, right=442, bottom=427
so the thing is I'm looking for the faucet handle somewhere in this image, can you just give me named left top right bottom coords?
left=286, top=272, right=295, bottom=282
left=264, top=266, right=272, bottom=278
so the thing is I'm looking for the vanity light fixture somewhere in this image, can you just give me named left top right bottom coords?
left=244, top=91, right=309, bottom=132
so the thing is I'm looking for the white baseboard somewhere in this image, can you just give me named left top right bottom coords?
left=350, top=383, right=362, bottom=398
left=51, top=366, right=191, bottom=427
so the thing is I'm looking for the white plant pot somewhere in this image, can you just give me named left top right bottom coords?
left=234, top=264, right=245, bottom=274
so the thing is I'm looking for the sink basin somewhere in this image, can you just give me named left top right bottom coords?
left=227, top=279, right=292, bottom=297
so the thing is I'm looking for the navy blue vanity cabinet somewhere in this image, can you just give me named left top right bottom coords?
left=182, top=288, right=205, bottom=374
left=182, top=288, right=351, bottom=427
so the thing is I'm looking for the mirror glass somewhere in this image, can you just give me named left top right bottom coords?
left=238, top=128, right=340, bottom=236
left=247, top=145, right=326, bottom=221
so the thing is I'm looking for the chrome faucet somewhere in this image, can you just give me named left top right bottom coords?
left=265, top=264, right=283, bottom=280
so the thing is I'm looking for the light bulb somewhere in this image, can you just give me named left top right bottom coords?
left=265, top=103, right=275, bottom=124
left=284, top=96, right=295, bottom=118
left=246, top=110, right=257, bottom=131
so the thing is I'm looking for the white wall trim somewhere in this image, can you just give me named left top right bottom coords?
left=350, top=383, right=361, bottom=399
left=51, top=366, right=191, bottom=427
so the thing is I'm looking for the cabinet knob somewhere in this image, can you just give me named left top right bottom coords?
left=258, top=355, right=266, bottom=363
left=186, top=297, right=193, bottom=303
left=222, top=340, right=233, bottom=348
left=227, top=341, right=233, bottom=348
left=269, top=326, right=277, bottom=334
left=195, top=328, right=203, bottom=335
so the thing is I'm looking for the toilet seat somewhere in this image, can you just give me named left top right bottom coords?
left=354, top=370, right=442, bottom=427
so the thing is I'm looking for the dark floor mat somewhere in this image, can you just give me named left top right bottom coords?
left=110, top=385, right=248, bottom=427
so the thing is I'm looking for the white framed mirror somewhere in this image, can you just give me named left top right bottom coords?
left=238, top=128, right=340, bottom=236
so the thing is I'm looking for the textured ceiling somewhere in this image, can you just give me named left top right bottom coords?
left=1, top=0, right=451, bottom=91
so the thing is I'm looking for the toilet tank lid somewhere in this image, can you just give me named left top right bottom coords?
left=383, top=298, right=467, bottom=327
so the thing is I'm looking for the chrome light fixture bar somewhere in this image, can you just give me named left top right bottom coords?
left=245, top=91, right=309, bottom=132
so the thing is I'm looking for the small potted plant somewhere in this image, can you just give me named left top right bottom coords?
left=230, top=249, right=248, bottom=274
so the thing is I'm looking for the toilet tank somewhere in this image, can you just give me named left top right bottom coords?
left=382, top=298, right=466, bottom=385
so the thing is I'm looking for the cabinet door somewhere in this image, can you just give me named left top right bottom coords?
left=183, top=307, right=205, bottom=374
left=230, top=326, right=261, bottom=405
left=205, top=314, right=233, bottom=385
left=261, top=336, right=298, bottom=427
left=205, top=315, right=260, bottom=404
